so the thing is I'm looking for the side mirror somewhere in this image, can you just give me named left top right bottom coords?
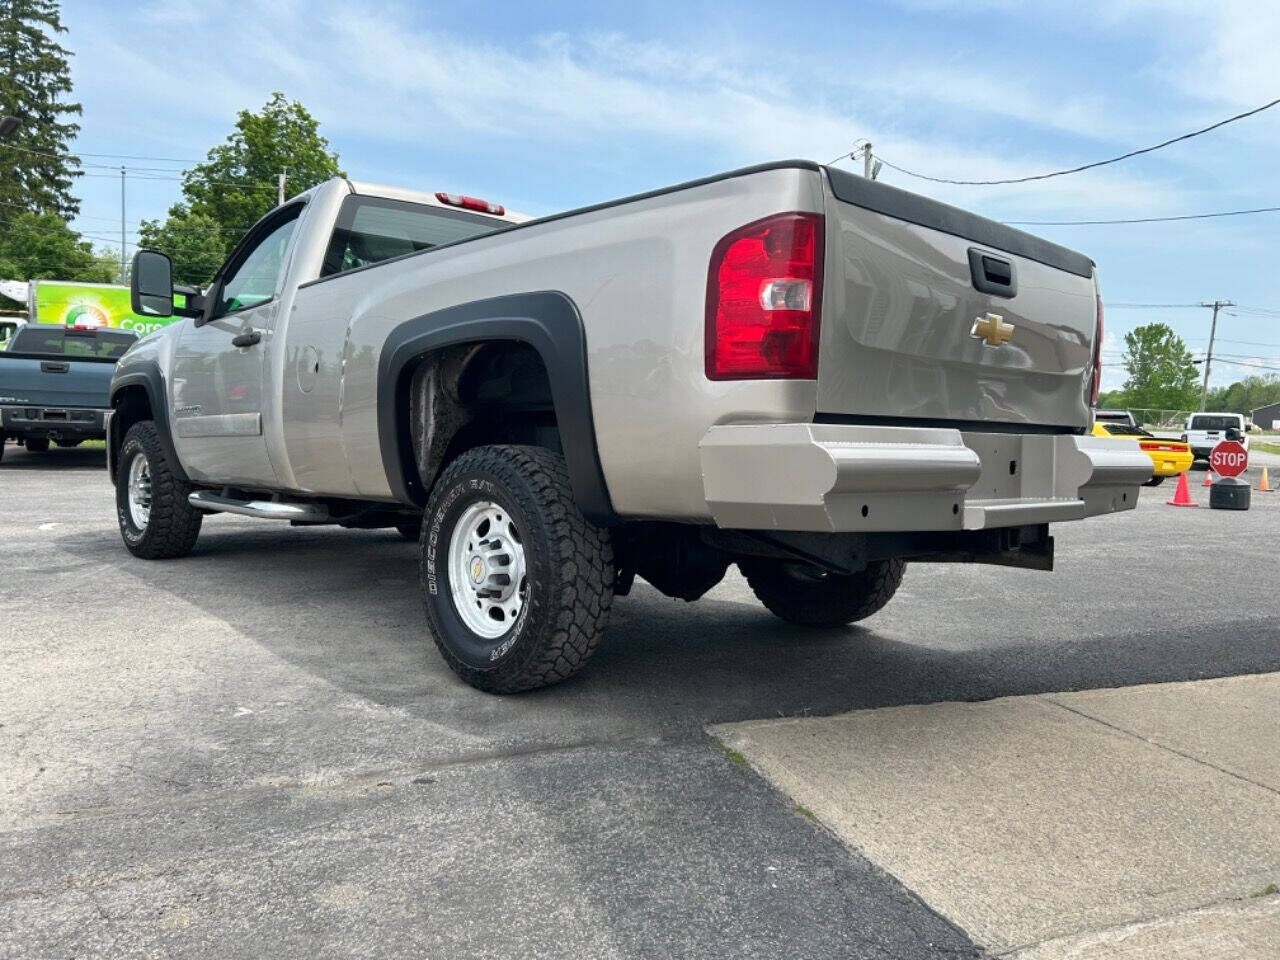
left=1225, top=427, right=1242, bottom=441
left=131, top=250, right=174, bottom=317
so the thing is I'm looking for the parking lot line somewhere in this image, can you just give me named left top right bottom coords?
left=711, top=673, right=1280, bottom=956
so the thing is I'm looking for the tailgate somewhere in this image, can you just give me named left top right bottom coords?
left=816, top=167, right=1098, bottom=430
left=0, top=355, right=115, bottom=408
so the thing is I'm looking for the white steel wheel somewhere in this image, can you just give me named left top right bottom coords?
left=127, top=452, right=153, bottom=530
left=447, top=499, right=528, bottom=639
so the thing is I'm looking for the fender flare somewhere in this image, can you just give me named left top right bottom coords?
left=108, top=364, right=188, bottom=485
left=376, top=291, right=615, bottom=523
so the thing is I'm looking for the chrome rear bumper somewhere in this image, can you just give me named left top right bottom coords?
left=699, top=423, right=1152, bottom=533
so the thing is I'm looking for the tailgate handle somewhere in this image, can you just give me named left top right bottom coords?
left=967, top=248, right=1017, bottom=298
left=40, top=360, right=70, bottom=373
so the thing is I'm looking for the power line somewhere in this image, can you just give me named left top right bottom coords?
left=1006, top=205, right=1280, bottom=226
left=866, top=95, right=1280, bottom=186
left=1, top=142, right=200, bottom=165
left=1106, top=303, right=1206, bottom=309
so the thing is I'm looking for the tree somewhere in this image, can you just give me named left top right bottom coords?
left=0, top=0, right=82, bottom=216
left=182, top=93, right=341, bottom=256
left=1120, top=323, right=1200, bottom=410
left=1204, top=374, right=1280, bottom=416
left=137, top=205, right=226, bottom=286
left=0, top=210, right=112, bottom=281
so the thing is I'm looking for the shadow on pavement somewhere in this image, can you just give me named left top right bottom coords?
left=63, top=520, right=1280, bottom=738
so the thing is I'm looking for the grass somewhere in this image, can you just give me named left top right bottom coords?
left=718, top=743, right=750, bottom=768
left=793, top=803, right=817, bottom=822
left=1250, top=883, right=1279, bottom=899
left=1252, top=441, right=1280, bottom=456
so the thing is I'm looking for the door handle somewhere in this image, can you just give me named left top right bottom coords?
left=231, top=331, right=261, bottom=348
left=40, top=361, right=70, bottom=373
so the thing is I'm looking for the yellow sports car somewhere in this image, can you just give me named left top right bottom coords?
left=1092, top=422, right=1193, bottom=486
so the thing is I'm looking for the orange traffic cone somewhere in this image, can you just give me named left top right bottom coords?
left=1167, top=472, right=1198, bottom=507
left=1202, top=469, right=1214, bottom=487
left=1259, top=466, right=1273, bottom=492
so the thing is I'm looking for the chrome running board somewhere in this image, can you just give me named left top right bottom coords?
left=188, top=490, right=330, bottom=522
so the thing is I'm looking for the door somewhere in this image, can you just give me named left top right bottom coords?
left=171, top=204, right=302, bottom=487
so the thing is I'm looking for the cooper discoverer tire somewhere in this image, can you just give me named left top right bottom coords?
left=420, top=444, right=614, bottom=693
left=116, top=421, right=203, bottom=559
left=740, top=558, right=905, bottom=627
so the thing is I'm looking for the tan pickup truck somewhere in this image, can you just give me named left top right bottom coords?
left=109, top=160, right=1150, bottom=692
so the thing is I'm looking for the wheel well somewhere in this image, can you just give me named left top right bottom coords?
left=404, top=340, right=561, bottom=501
left=108, top=385, right=153, bottom=481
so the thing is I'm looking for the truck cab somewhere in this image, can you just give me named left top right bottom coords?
left=1182, top=412, right=1248, bottom=461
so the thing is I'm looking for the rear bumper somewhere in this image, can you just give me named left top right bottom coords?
left=1, top=404, right=109, bottom=440
left=699, top=423, right=1152, bottom=533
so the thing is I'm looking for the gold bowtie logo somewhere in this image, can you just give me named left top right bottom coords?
left=971, top=312, right=1014, bottom=347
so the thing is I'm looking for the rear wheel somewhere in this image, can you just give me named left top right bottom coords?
left=24, top=437, right=49, bottom=453
left=1143, top=475, right=1166, bottom=487
left=115, top=421, right=203, bottom=559
left=420, top=444, right=614, bottom=693
left=740, top=558, right=905, bottom=627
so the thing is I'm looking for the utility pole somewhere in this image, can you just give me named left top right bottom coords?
left=120, top=166, right=127, bottom=282
left=277, top=170, right=287, bottom=207
left=1198, top=299, right=1234, bottom=411
left=863, top=142, right=873, bottom=179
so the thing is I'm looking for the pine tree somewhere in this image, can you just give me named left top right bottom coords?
left=0, top=0, right=82, bottom=216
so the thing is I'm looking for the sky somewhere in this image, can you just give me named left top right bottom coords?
left=58, top=0, right=1280, bottom=391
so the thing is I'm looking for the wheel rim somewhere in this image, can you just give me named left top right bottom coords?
left=127, top=453, right=152, bottom=530
left=447, top=500, right=527, bottom=639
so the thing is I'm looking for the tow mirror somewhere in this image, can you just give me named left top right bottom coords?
left=131, top=250, right=174, bottom=318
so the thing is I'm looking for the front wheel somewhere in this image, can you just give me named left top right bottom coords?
left=116, top=421, right=203, bottom=559
left=420, top=444, right=614, bottom=693
left=739, top=558, right=906, bottom=627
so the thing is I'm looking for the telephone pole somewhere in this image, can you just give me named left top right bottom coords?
left=1198, top=299, right=1234, bottom=411
left=120, top=166, right=127, bottom=281
left=863, top=142, right=873, bottom=179
left=277, top=170, right=287, bottom=207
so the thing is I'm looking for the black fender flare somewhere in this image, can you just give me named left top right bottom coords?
left=108, top=364, right=188, bottom=485
left=376, top=291, right=615, bottom=523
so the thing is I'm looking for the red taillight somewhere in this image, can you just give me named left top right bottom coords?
left=1089, top=294, right=1104, bottom=407
left=705, top=212, right=824, bottom=380
left=435, top=192, right=505, bottom=216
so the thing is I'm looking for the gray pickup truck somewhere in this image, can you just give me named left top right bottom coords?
left=1, top=323, right=136, bottom=461
left=109, top=160, right=1150, bottom=692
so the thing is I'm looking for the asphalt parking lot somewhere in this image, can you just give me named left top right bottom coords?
left=2, top=444, right=1278, bottom=958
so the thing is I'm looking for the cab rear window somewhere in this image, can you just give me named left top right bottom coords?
left=321, top=196, right=507, bottom=277
left=10, top=326, right=137, bottom=359
left=1188, top=415, right=1241, bottom=431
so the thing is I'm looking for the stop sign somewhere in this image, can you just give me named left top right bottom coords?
left=1210, top=439, right=1249, bottom=477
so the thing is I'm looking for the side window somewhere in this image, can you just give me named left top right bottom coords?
left=321, top=196, right=504, bottom=277
left=215, top=206, right=302, bottom=317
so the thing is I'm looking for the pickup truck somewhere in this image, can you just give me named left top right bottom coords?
left=1, top=323, right=136, bottom=462
left=108, top=161, right=1151, bottom=693
left=1182, top=412, right=1248, bottom=462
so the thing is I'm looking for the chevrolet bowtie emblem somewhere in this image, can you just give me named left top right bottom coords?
left=971, top=312, right=1014, bottom=347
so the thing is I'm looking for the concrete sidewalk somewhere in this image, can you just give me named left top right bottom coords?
left=712, top=673, right=1280, bottom=958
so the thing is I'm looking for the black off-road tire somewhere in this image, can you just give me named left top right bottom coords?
left=24, top=437, right=49, bottom=452
left=420, top=444, right=614, bottom=693
left=116, top=421, right=203, bottom=560
left=739, top=558, right=906, bottom=627
left=395, top=516, right=423, bottom=541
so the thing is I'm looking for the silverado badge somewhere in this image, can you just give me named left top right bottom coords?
left=971, top=312, right=1014, bottom=347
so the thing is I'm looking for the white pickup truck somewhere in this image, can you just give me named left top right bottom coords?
left=110, top=161, right=1150, bottom=692
left=1182, top=412, right=1248, bottom=462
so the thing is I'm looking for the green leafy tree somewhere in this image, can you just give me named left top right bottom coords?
left=0, top=0, right=82, bottom=216
left=1204, top=374, right=1280, bottom=416
left=1120, top=322, right=1200, bottom=410
left=137, top=205, right=227, bottom=286
left=0, top=210, right=112, bottom=281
